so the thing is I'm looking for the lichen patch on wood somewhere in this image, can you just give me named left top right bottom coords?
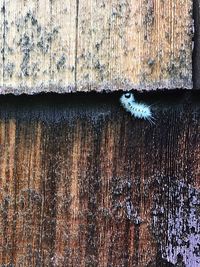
left=0, top=0, right=193, bottom=94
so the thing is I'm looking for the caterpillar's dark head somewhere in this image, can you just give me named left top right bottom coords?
left=120, top=92, right=135, bottom=106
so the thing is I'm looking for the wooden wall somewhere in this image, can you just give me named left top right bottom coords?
left=0, top=0, right=193, bottom=93
left=0, top=92, right=199, bottom=267
left=0, top=0, right=199, bottom=266
left=193, top=0, right=200, bottom=89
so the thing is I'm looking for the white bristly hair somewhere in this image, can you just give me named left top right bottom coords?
left=120, top=92, right=155, bottom=124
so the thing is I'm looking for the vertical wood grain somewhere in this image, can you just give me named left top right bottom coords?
left=0, top=0, right=193, bottom=93
left=76, top=0, right=193, bottom=91
left=0, top=92, right=199, bottom=266
left=0, top=0, right=76, bottom=93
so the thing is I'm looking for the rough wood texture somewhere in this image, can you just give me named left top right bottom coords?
left=0, top=0, right=193, bottom=94
left=193, top=0, right=200, bottom=89
left=0, top=92, right=199, bottom=266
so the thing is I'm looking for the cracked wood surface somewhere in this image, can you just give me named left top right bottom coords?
left=0, top=0, right=193, bottom=94
left=0, top=92, right=199, bottom=266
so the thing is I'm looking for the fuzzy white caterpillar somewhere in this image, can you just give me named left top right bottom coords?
left=120, top=93, right=155, bottom=124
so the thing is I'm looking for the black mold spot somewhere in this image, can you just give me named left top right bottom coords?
left=1, top=5, right=5, bottom=14
left=148, top=58, right=155, bottom=66
left=4, top=63, right=15, bottom=78
left=143, top=0, right=155, bottom=26
left=57, top=55, right=66, bottom=71
left=19, top=33, right=33, bottom=77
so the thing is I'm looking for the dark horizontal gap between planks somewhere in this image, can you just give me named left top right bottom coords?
left=0, top=89, right=199, bottom=105
left=0, top=90, right=199, bottom=105
left=0, top=90, right=199, bottom=123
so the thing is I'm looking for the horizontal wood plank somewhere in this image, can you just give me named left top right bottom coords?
left=0, top=92, right=199, bottom=266
left=0, top=0, right=193, bottom=94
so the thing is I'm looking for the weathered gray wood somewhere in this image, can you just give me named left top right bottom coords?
left=0, top=0, right=193, bottom=94
left=0, top=92, right=199, bottom=266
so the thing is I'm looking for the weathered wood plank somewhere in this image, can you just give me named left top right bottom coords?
left=0, top=0, right=76, bottom=94
left=0, top=92, right=199, bottom=266
left=193, top=0, right=200, bottom=89
left=0, top=0, right=5, bottom=86
left=77, top=0, right=193, bottom=91
left=0, top=0, right=193, bottom=94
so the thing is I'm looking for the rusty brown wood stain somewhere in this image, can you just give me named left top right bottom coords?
left=0, top=92, right=199, bottom=266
